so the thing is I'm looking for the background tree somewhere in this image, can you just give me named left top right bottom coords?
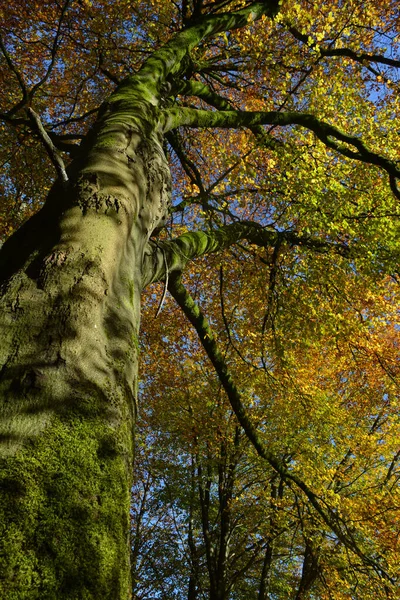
left=134, top=272, right=399, bottom=599
left=0, top=1, right=399, bottom=598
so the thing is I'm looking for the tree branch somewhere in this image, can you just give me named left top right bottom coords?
left=288, top=25, right=400, bottom=69
left=118, top=0, right=280, bottom=101
left=27, top=108, right=69, bottom=183
left=166, top=129, right=206, bottom=193
left=29, top=0, right=71, bottom=98
left=162, top=107, right=400, bottom=196
left=142, top=221, right=351, bottom=287
left=0, top=35, right=28, bottom=118
left=176, top=79, right=282, bottom=150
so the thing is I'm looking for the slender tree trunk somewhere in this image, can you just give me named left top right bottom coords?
left=0, top=90, right=170, bottom=598
left=258, top=541, right=273, bottom=600
left=187, top=459, right=200, bottom=600
left=294, top=541, right=319, bottom=600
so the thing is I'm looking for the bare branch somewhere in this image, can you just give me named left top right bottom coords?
left=0, top=34, right=28, bottom=117
left=30, top=0, right=72, bottom=97
left=288, top=25, right=400, bottom=69
left=27, top=108, right=69, bottom=183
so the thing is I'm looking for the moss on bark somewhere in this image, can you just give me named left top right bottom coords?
left=0, top=130, right=161, bottom=597
left=0, top=414, right=132, bottom=599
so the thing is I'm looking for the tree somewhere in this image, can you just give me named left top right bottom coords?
left=134, top=274, right=398, bottom=600
left=133, top=275, right=399, bottom=599
left=0, top=0, right=399, bottom=598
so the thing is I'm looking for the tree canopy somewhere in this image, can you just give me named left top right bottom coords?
left=0, top=1, right=399, bottom=598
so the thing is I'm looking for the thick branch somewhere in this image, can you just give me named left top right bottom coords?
left=162, top=107, right=400, bottom=195
left=178, top=79, right=236, bottom=110
left=177, top=79, right=282, bottom=150
left=142, top=221, right=350, bottom=287
left=113, top=1, right=280, bottom=103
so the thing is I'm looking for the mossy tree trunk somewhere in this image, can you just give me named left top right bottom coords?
left=0, top=4, right=282, bottom=597
left=0, top=82, right=171, bottom=599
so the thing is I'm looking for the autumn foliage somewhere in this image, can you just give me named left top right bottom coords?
left=0, top=0, right=399, bottom=598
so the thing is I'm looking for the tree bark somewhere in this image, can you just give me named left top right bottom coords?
left=0, top=88, right=170, bottom=598
left=0, top=4, right=285, bottom=597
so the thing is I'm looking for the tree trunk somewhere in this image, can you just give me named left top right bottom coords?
left=0, top=92, right=170, bottom=598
